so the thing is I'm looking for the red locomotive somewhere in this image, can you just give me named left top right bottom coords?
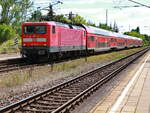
left=21, top=21, right=142, bottom=60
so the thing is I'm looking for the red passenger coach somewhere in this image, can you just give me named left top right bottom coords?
left=21, top=22, right=86, bottom=60
left=83, top=25, right=112, bottom=52
left=82, top=25, right=142, bottom=53
left=83, top=25, right=125, bottom=52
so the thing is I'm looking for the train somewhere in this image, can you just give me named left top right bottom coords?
left=21, top=21, right=142, bottom=61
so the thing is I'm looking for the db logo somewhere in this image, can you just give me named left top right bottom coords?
left=33, top=38, right=37, bottom=42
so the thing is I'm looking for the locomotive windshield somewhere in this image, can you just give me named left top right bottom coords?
left=24, top=25, right=46, bottom=34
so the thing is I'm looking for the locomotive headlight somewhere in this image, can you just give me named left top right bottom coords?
left=23, top=38, right=32, bottom=42
left=36, top=38, right=46, bottom=42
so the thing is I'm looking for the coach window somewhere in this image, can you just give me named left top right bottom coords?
left=84, top=31, right=86, bottom=37
left=88, top=36, right=94, bottom=41
left=52, top=26, right=56, bottom=34
left=91, top=36, right=94, bottom=41
left=111, top=38, right=114, bottom=42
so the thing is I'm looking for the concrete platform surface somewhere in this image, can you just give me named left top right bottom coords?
left=88, top=51, right=150, bottom=113
left=0, top=53, right=21, bottom=61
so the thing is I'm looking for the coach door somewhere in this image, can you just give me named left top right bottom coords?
left=50, top=25, right=59, bottom=52
left=87, top=36, right=95, bottom=49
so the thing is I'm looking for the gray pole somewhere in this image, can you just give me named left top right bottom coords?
left=106, top=9, right=108, bottom=25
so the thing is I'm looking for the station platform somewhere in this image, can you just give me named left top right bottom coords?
left=0, top=53, right=21, bottom=61
left=88, top=51, right=150, bottom=113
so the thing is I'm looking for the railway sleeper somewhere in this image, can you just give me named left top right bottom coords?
left=60, top=89, right=82, bottom=93
left=68, top=83, right=90, bottom=88
left=46, top=96, right=73, bottom=101
left=54, top=92, right=79, bottom=97
left=37, top=101, right=64, bottom=106
left=29, top=104, right=59, bottom=110
left=41, top=99, right=67, bottom=104
left=55, top=94, right=76, bottom=99
left=22, top=107, right=53, bottom=113
left=58, top=91, right=81, bottom=95
left=50, top=93, right=76, bottom=98
left=66, top=87, right=82, bottom=91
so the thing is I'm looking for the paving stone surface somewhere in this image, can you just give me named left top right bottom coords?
left=88, top=51, right=150, bottom=113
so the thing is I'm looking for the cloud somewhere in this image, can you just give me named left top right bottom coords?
left=32, top=0, right=150, bottom=35
left=58, top=8, right=105, bottom=14
left=64, top=0, right=110, bottom=5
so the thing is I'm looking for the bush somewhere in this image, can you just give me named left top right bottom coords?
left=0, top=39, right=21, bottom=54
left=0, top=24, right=17, bottom=44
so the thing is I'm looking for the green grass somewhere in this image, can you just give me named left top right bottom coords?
left=0, top=47, right=144, bottom=88
left=0, top=39, right=21, bottom=54
left=0, top=72, right=30, bottom=87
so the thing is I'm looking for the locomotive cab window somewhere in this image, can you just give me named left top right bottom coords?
left=52, top=26, right=56, bottom=34
left=24, top=26, right=34, bottom=34
left=35, top=26, right=46, bottom=34
left=24, top=25, right=46, bottom=34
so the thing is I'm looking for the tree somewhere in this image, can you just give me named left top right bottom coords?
left=124, top=31, right=143, bottom=38
left=143, top=34, right=150, bottom=45
left=113, top=21, right=119, bottom=32
left=98, top=23, right=117, bottom=32
left=29, top=10, right=42, bottom=22
left=0, top=24, right=17, bottom=44
left=131, top=26, right=140, bottom=33
left=53, top=14, right=70, bottom=23
left=124, top=30, right=150, bottom=46
left=87, top=20, right=96, bottom=27
left=71, top=14, right=87, bottom=25
left=0, top=0, right=33, bottom=24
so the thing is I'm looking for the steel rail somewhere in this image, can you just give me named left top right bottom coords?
left=0, top=47, right=149, bottom=113
left=0, top=62, right=29, bottom=74
left=52, top=47, right=149, bottom=113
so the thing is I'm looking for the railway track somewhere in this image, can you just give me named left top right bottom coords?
left=0, top=57, right=57, bottom=73
left=0, top=58, right=29, bottom=73
left=0, top=48, right=141, bottom=74
left=0, top=53, right=83, bottom=74
left=0, top=47, right=149, bottom=113
left=0, top=57, right=67, bottom=74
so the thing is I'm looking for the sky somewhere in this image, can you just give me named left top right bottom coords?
left=33, top=0, right=150, bottom=35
